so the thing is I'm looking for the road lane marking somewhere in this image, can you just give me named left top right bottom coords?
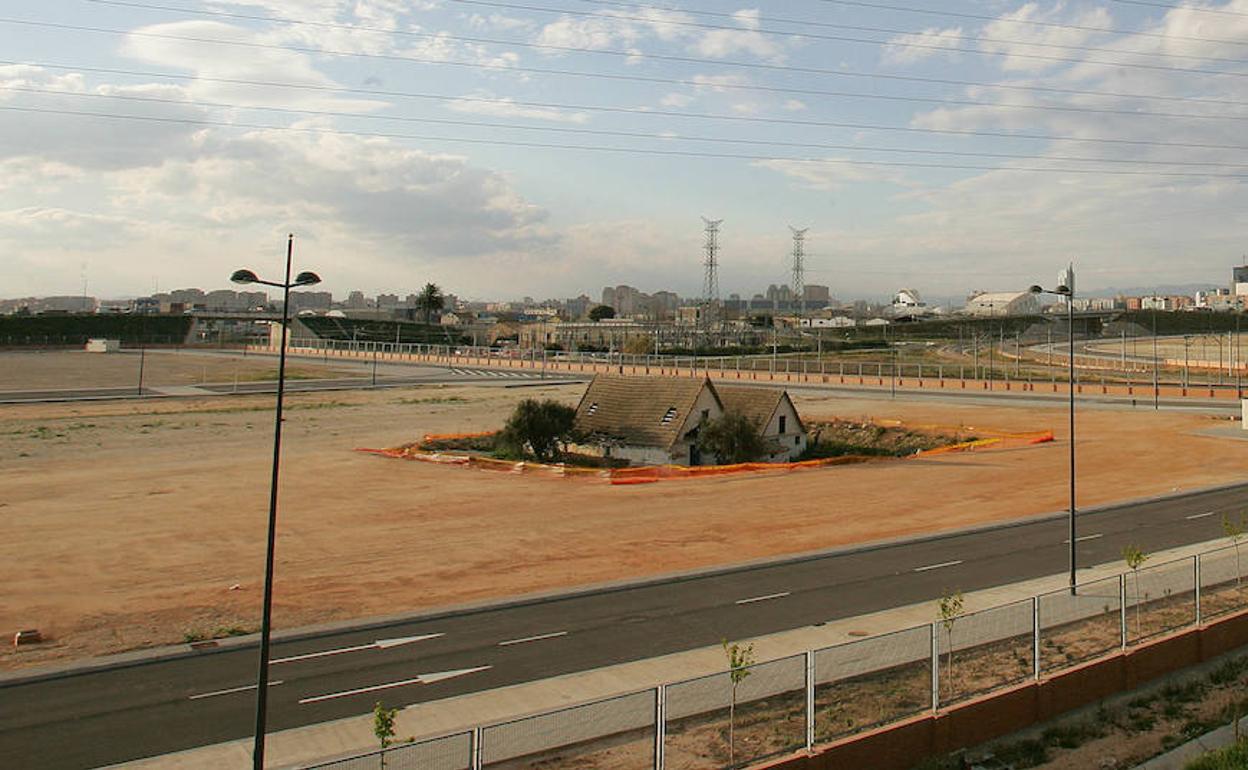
left=913, top=560, right=963, bottom=572
left=189, top=681, right=283, bottom=700
left=272, top=634, right=444, bottom=665
left=298, top=666, right=492, bottom=704
left=498, top=631, right=568, bottom=646
left=1063, top=533, right=1103, bottom=544
left=1187, top=511, right=1216, bottom=520
left=735, top=592, right=791, bottom=605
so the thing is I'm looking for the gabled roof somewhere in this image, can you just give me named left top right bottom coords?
left=574, top=375, right=717, bottom=449
left=717, top=385, right=805, bottom=434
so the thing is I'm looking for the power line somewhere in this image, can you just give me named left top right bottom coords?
left=6, top=18, right=1248, bottom=122
left=74, top=0, right=1248, bottom=88
left=812, top=0, right=1248, bottom=45
left=1108, top=0, right=1248, bottom=18
left=9, top=103, right=1248, bottom=178
left=451, top=0, right=1248, bottom=64
left=14, top=59, right=1248, bottom=152
left=10, top=85, right=1248, bottom=168
left=14, top=84, right=1248, bottom=167
left=565, top=0, right=1248, bottom=47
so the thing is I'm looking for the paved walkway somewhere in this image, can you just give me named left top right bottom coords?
left=108, top=537, right=1228, bottom=769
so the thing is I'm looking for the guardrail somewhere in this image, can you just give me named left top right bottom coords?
left=258, top=338, right=1247, bottom=401
left=302, top=542, right=1248, bottom=770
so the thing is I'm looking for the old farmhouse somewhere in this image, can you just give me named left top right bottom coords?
left=572, top=375, right=806, bottom=467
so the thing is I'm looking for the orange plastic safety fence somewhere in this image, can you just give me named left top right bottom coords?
left=359, top=425, right=1056, bottom=483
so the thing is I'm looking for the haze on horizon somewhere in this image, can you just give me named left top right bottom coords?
left=2, top=0, right=1247, bottom=302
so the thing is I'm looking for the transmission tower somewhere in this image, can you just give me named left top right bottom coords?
left=701, top=217, right=723, bottom=325
left=790, top=226, right=808, bottom=318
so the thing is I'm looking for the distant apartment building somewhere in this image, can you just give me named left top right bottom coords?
left=1070, top=297, right=1120, bottom=312
left=290, top=291, right=333, bottom=312
left=804, top=284, right=831, bottom=303
left=344, top=291, right=369, bottom=310
left=376, top=293, right=400, bottom=309
left=564, top=294, right=592, bottom=320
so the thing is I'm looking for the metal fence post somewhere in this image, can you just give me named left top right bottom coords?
left=1119, top=573, right=1128, bottom=650
left=805, top=650, right=815, bottom=753
left=930, top=621, right=940, bottom=713
left=1195, top=554, right=1202, bottom=626
left=655, top=684, right=666, bottom=770
left=471, top=726, right=483, bottom=770
left=1032, top=595, right=1041, bottom=680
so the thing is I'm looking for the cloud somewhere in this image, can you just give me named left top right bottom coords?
left=0, top=66, right=208, bottom=171
left=121, top=21, right=386, bottom=111
left=692, top=9, right=784, bottom=61
left=978, top=3, right=1113, bottom=73
left=447, top=95, right=590, bottom=124
left=752, top=158, right=918, bottom=191
left=882, top=26, right=964, bottom=66
left=660, top=92, right=694, bottom=107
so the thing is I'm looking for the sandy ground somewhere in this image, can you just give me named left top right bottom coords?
left=1, top=364, right=1246, bottom=670
left=0, top=349, right=358, bottom=390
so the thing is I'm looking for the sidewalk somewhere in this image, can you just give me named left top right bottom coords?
left=110, top=536, right=1230, bottom=770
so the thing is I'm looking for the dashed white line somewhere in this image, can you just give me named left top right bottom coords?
left=735, top=591, right=791, bottom=605
left=1063, top=533, right=1103, bottom=544
left=498, top=631, right=568, bottom=646
left=1186, top=511, right=1216, bottom=520
left=913, top=560, right=964, bottom=573
left=189, top=681, right=283, bottom=700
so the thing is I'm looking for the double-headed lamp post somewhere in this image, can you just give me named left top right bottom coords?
left=1029, top=283, right=1077, bottom=595
left=231, top=234, right=321, bottom=770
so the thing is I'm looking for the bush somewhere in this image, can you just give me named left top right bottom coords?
left=497, top=399, right=578, bottom=462
left=697, top=410, right=768, bottom=464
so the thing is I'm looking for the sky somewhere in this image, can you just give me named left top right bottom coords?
left=2, top=0, right=1248, bottom=303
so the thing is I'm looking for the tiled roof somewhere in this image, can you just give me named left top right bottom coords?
left=574, top=375, right=713, bottom=449
left=716, top=385, right=785, bottom=429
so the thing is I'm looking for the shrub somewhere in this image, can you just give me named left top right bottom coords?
left=697, top=410, right=769, bottom=464
left=497, top=399, right=578, bottom=462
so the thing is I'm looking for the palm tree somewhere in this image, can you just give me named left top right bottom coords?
left=416, top=283, right=444, bottom=325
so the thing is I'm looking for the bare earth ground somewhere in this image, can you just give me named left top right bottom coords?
left=2, top=352, right=1247, bottom=670
left=0, top=349, right=358, bottom=390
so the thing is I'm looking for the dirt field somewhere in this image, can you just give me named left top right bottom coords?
left=0, top=349, right=358, bottom=390
left=2, top=358, right=1247, bottom=670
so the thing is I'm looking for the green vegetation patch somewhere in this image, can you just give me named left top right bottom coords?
left=802, top=419, right=969, bottom=460
left=1185, top=739, right=1248, bottom=770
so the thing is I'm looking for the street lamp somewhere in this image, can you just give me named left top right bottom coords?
left=1029, top=283, right=1077, bottom=595
left=231, top=235, right=321, bottom=770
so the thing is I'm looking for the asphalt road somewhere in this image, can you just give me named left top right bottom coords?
left=2, top=483, right=1246, bottom=769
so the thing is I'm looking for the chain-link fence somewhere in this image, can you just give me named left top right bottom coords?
left=937, top=599, right=1034, bottom=704
left=1038, top=575, right=1122, bottom=673
left=303, top=731, right=472, bottom=770
left=1200, top=546, right=1248, bottom=620
left=481, top=689, right=655, bottom=769
left=303, top=548, right=1248, bottom=770
left=813, top=624, right=931, bottom=742
left=1126, top=557, right=1196, bottom=643
left=664, top=654, right=806, bottom=770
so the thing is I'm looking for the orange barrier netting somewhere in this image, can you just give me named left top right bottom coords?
left=358, top=426, right=1055, bottom=484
